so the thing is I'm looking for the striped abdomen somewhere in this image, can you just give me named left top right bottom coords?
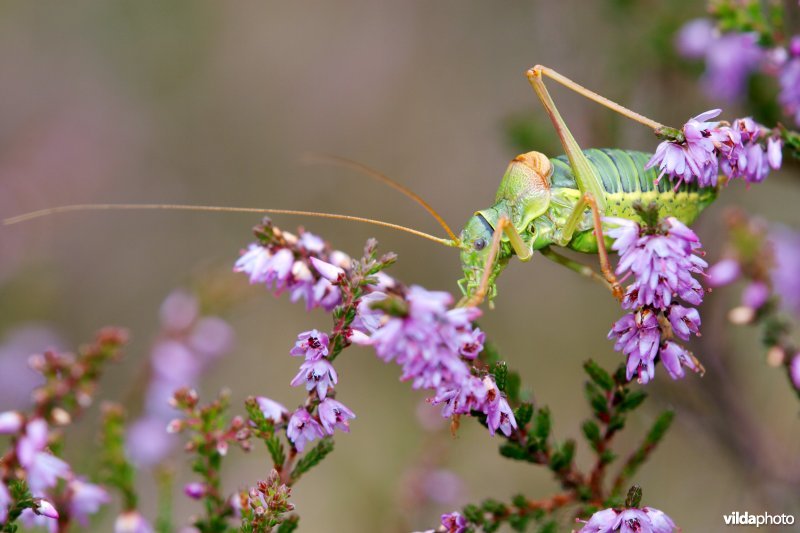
left=549, top=148, right=717, bottom=226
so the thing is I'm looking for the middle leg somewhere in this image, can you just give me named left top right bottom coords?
left=558, top=192, right=623, bottom=301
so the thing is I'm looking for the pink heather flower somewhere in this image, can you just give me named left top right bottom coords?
left=290, top=359, right=338, bottom=399
left=289, top=275, right=342, bottom=312
left=348, top=329, right=372, bottom=345
left=614, top=509, right=652, bottom=533
left=17, top=419, right=71, bottom=494
left=126, top=416, right=176, bottom=467
left=310, top=256, right=345, bottom=282
left=440, top=511, right=468, bottom=533
left=69, top=479, right=111, bottom=526
left=432, top=375, right=488, bottom=418
left=579, top=506, right=677, bottom=533
left=702, top=33, right=762, bottom=102
left=770, top=226, right=800, bottom=316
left=458, top=327, right=485, bottom=359
left=660, top=341, right=701, bottom=380
left=646, top=109, right=721, bottom=187
left=780, top=58, right=800, bottom=126
left=675, top=18, right=714, bottom=59
left=235, top=246, right=294, bottom=290
left=115, top=511, right=155, bottom=533
left=666, top=305, right=701, bottom=341
left=289, top=330, right=330, bottom=360
left=483, top=377, right=517, bottom=437
left=578, top=507, right=618, bottom=532
left=767, top=137, right=783, bottom=169
left=317, top=398, right=356, bottom=434
left=255, top=396, right=288, bottom=422
left=720, top=118, right=782, bottom=183
left=707, top=258, right=741, bottom=287
left=675, top=20, right=762, bottom=103
left=299, top=232, right=325, bottom=253
left=0, top=411, right=23, bottom=434
left=36, top=499, right=59, bottom=519
left=790, top=355, right=800, bottom=390
left=188, top=317, right=235, bottom=359
left=286, top=408, right=324, bottom=452
left=329, top=249, right=353, bottom=269
left=352, top=291, right=387, bottom=334
left=741, top=281, right=770, bottom=310
left=159, top=290, right=199, bottom=332
left=184, top=482, right=206, bottom=500
left=644, top=507, right=678, bottom=533
left=0, top=480, right=10, bottom=523
left=234, top=244, right=272, bottom=284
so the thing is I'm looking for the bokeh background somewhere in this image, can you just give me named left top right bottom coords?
left=1, top=1, right=799, bottom=531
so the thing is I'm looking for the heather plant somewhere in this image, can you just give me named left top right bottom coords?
left=1, top=1, right=800, bottom=532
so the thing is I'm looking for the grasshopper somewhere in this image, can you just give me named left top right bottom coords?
left=4, top=66, right=717, bottom=308
left=456, top=66, right=717, bottom=307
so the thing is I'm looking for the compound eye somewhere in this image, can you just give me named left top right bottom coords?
left=474, top=238, right=487, bottom=251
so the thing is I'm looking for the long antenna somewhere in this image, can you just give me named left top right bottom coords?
left=302, top=153, right=460, bottom=244
left=2, top=203, right=458, bottom=247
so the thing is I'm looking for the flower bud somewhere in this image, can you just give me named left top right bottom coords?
left=0, top=411, right=23, bottom=434
left=728, top=305, right=755, bottom=325
left=36, top=499, right=59, bottom=519
left=50, top=407, right=71, bottom=426
left=766, top=346, right=786, bottom=367
left=183, top=482, right=206, bottom=500
left=114, top=510, right=153, bottom=533
left=166, top=419, right=183, bottom=434
left=216, top=440, right=229, bottom=456
left=310, top=257, right=345, bottom=282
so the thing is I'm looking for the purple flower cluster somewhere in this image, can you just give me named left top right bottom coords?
left=440, top=511, right=468, bottom=533
left=677, top=18, right=800, bottom=127
left=676, top=19, right=763, bottom=102
left=127, top=290, right=234, bottom=467
left=606, top=217, right=706, bottom=384
left=779, top=43, right=800, bottom=125
left=236, top=229, right=363, bottom=453
left=0, top=416, right=111, bottom=530
left=769, top=225, right=800, bottom=317
left=236, top=223, right=511, bottom=455
left=646, top=110, right=783, bottom=187
left=354, top=286, right=514, bottom=436
left=578, top=506, right=676, bottom=533
left=283, top=327, right=355, bottom=452
left=708, top=224, right=800, bottom=318
left=0, top=418, right=66, bottom=527
left=290, top=330, right=338, bottom=399
left=234, top=230, right=345, bottom=311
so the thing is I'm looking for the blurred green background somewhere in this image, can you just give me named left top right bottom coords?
left=1, top=1, right=799, bottom=531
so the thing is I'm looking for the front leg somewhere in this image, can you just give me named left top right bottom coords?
left=460, top=217, right=533, bottom=308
